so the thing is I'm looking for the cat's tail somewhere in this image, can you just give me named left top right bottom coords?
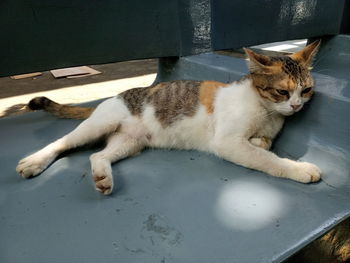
left=1, top=97, right=94, bottom=119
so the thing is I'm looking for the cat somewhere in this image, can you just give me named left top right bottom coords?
left=16, top=41, right=321, bottom=195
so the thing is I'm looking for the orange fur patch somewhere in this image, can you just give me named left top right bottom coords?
left=148, top=83, right=167, bottom=95
left=199, top=81, right=227, bottom=113
left=276, top=77, right=297, bottom=91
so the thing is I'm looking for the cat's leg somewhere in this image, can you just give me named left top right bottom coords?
left=16, top=98, right=123, bottom=178
left=249, top=136, right=272, bottom=150
left=214, top=137, right=321, bottom=183
left=90, top=133, right=144, bottom=195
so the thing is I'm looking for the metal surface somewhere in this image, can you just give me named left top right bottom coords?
left=1, top=35, right=350, bottom=263
left=0, top=0, right=345, bottom=77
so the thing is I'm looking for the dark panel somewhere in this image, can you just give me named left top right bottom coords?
left=340, top=0, right=350, bottom=34
left=0, top=0, right=347, bottom=76
left=211, top=0, right=345, bottom=50
left=0, top=0, right=181, bottom=76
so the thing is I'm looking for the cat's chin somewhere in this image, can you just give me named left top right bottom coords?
left=278, top=110, right=295, bottom=116
left=281, top=107, right=304, bottom=116
left=274, top=106, right=302, bottom=116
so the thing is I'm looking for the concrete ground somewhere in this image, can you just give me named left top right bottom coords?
left=0, top=59, right=157, bottom=116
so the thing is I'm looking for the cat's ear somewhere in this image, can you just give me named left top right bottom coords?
left=289, top=40, right=321, bottom=67
left=243, top=48, right=281, bottom=74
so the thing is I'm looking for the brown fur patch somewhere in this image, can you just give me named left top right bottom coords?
left=120, top=87, right=149, bottom=115
left=149, top=80, right=201, bottom=126
left=120, top=80, right=202, bottom=127
left=199, top=81, right=227, bottom=113
left=276, top=77, right=297, bottom=91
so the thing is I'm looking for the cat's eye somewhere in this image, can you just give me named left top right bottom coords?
left=276, top=89, right=289, bottom=96
left=302, top=87, right=312, bottom=94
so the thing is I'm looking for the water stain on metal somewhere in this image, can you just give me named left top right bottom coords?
left=123, top=244, right=145, bottom=255
left=142, top=214, right=183, bottom=246
left=112, top=242, right=119, bottom=253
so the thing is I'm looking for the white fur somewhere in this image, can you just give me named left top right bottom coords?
left=142, top=104, right=213, bottom=151
left=17, top=78, right=321, bottom=194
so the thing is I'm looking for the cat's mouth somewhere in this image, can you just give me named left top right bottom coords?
left=274, top=103, right=304, bottom=116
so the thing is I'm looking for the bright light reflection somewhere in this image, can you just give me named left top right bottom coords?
left=215, top=181, right=288, bottom=231
left=293, top=40, right=307, bottom=45
left=262, top=44, right=297, bottom=52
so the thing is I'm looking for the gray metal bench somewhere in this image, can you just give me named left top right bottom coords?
left=0, top=1, right=349, bottom=262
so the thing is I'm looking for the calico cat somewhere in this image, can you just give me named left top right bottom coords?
left=16, top=41, right=321, bottom=195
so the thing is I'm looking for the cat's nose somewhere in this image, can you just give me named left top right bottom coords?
left=291, top=104, right=301, bottom=111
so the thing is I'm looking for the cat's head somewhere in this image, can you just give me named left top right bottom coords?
left=244, top=40, right=320, bottom=116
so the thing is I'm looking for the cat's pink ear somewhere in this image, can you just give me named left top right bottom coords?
left=243, top=48, right=281, bottom=74
left=289, top=40, right=321, bottom=66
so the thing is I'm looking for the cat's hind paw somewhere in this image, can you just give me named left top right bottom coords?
left=90, top=155, right=114, bottom=195
left=16, top=152, right=54, bottom=178
left=93, top=174, right=113, bottom=195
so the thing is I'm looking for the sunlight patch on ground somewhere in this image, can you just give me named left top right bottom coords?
left=214, top=180, right=288, bottom=231
left=262, top=44, right=298, bottom=51
left=0, top=73, right=156, bottom=115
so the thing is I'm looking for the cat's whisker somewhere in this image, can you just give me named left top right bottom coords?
left=258, top=109, right=278, bottom=119
left=313, top=68, right=335, bottom=74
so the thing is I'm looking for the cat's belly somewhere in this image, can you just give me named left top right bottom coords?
left=147, top=125, right=212, bottom=151
left=141, top=105, right=214, bottom=151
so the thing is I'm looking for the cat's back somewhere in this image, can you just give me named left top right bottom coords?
left=118, top=80, right=228, bottom=150
left=119, top=79, right=228, bottom=125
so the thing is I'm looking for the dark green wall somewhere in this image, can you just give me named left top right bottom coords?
left=0, top=0, right=346, bottom=77
left=0, top=0, right=183, bottom=76
left=211, top=0, right=345, bottom=50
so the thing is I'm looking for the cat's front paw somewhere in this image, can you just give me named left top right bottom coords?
left=16, top=152, right=53, bottom=178
left=286, top=161, right=321, bottom=183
